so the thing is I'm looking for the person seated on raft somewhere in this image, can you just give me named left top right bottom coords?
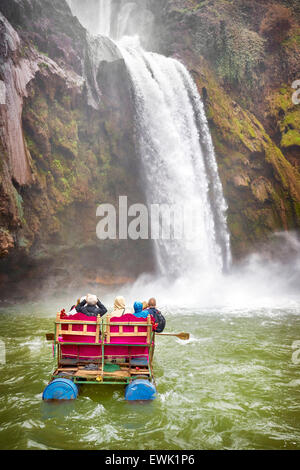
left=76, top=293, right=107, bottom=317
left=145, top=297, right=166, bottom=333
left=111, top=296, right=131, bottom=317
left=67, top=297, right=81, bottom=316
left=132, top=301, right=150, bottom=319
left=146, top=298, right=159, bottom=315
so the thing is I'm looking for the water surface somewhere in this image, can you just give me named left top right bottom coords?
left=0, top=303, right=300, bottom=450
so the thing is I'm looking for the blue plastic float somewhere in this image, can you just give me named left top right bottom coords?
left=42, top=378, right=78, bottom=401
left=125, top=379, right=156, bottom=401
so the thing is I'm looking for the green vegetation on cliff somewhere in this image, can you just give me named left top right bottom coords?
left=158, top=0, right=300, bottom=257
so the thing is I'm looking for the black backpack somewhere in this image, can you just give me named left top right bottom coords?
left=149, top=307, right=166, bottom=333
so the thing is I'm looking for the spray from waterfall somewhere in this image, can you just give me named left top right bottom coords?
left=116, top=2, right=137, bottom=40
left=97, top=0, right=112, bottom=37
left=66, top=0, right=112, bottom=36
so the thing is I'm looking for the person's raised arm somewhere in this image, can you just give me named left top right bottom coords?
left=76, top=299, right=86, bottom=312
left=97, top=299, right=107, bottom=316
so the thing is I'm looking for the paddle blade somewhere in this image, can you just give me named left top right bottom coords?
left=177, top=332, right=190, bottom=341
left=157, top=332, right=190, bottom=341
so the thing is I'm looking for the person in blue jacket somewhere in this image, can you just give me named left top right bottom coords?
left=132, top=301, right=150, bottom=319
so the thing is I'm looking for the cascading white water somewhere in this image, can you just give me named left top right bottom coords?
left=119, top=38, right=231, bottom=276
left=67, top=0, right=112, bottom=37
left=66, top=0, right=232, bottom=277
left=97, top=0, right=112, bottom=37
left=116, top=2, right=137, bottom=40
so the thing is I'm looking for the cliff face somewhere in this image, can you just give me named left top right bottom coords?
left=0, top=0, right=152, bottom=293
left=0, top=0, right=299, bottom=294
left=152, top=0, right=300, bottom=257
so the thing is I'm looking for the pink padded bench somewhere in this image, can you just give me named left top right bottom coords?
left=56, top=312, right=152, bottom=362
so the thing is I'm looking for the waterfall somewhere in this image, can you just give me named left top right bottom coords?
left=67, top=0, right=112, bottom=37
left=66, top=0, right=232, bottom=276
left=119, top=38, right=231, bottom=276
left=116, top=2, right=137, bottom=40
left=97, top=0, right=112, bottom=37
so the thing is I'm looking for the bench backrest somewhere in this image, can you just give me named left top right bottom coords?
left=104, top=313, right=152, bottom=360
left=57, top=312, right=152, bottom=361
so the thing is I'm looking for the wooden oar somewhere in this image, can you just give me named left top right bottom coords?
left=156, top=332, right=190, bottom=341
left=46, top=331, right=190, bottom=340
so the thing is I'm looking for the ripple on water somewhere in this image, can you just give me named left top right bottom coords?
left=27, top=439, right=51, bottom=450
left=79, top=424, right=121, bottom=446
left=72, top=404, right=106, bottom=421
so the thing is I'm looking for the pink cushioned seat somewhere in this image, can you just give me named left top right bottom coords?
left=59, top=312, right=151, bottom=362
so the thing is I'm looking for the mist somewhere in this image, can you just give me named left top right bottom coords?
left=11, top=231, right=297, bottom=318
